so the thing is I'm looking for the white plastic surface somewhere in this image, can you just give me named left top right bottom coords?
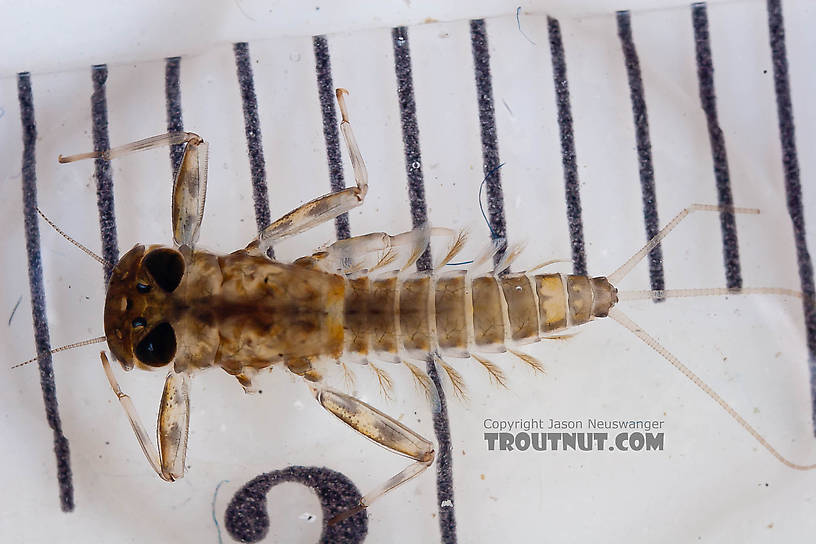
left=2, top=1, right=816, bottom=543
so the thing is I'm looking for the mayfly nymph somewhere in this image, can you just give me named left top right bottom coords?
left=24, top=88, right=816, bottom=525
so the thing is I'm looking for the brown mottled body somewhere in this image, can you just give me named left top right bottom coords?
left=106, top=243, right=618, bottom=385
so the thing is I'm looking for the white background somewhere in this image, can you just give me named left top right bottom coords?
left=2, top=0, right=816, bottom=542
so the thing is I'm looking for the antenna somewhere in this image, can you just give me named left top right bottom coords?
left=36, top=207, right=109, bottom=267
left=12, top=336, right=107, bottom=369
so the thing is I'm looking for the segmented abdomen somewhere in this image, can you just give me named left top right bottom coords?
left=342, top=272, right=618, bottom=361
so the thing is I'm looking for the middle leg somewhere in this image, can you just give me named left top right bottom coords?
left=246, top=89, right=368, bottom=256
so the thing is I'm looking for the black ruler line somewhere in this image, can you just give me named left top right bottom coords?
left=691, top=3, right=743, bottom=289
left=617, top=11, right=665, bottom=297
left=18, top=72, right=75, bottom=512
left=547, top=16, right=587, bottom=276
left=233, top=42, right=273, bottom=256
left=313, top=35, right=351, bottom=241
left=470, top=19, right=507, bottom=263
left=91, top=65, right=120, bottom=281
left=393, top=27, right=432, bottom=271
left=165, top=56, right=185, bottom=178
left=393, top=25, right=457, bottom=544
left=766, top=0, right=816, bottom=431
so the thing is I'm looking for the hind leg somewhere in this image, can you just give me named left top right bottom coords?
left=309, top=385, right=435, bottom=524
left=299, top=227, right=465, bottom=275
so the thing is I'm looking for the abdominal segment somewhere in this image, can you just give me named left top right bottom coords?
left=341, top=272, right=617, bottom=362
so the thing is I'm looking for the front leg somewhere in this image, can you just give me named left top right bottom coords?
left=246, top=89, right=368, bottom=255
left=310, top=385, right=435, bottom=524
left=58, top=131, right=209, bottom=250
left=100, top=352, right=190, bottom=481
left=171, top=136, right=208, bottom=249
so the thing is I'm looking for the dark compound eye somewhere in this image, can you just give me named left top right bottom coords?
left=132, top=317, right=147, bottom=329
left=134, top=322, right=176, bottom=367
left=143, top=248, right=184, bottom=292
left=136, top=282, right=151, bottom=293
